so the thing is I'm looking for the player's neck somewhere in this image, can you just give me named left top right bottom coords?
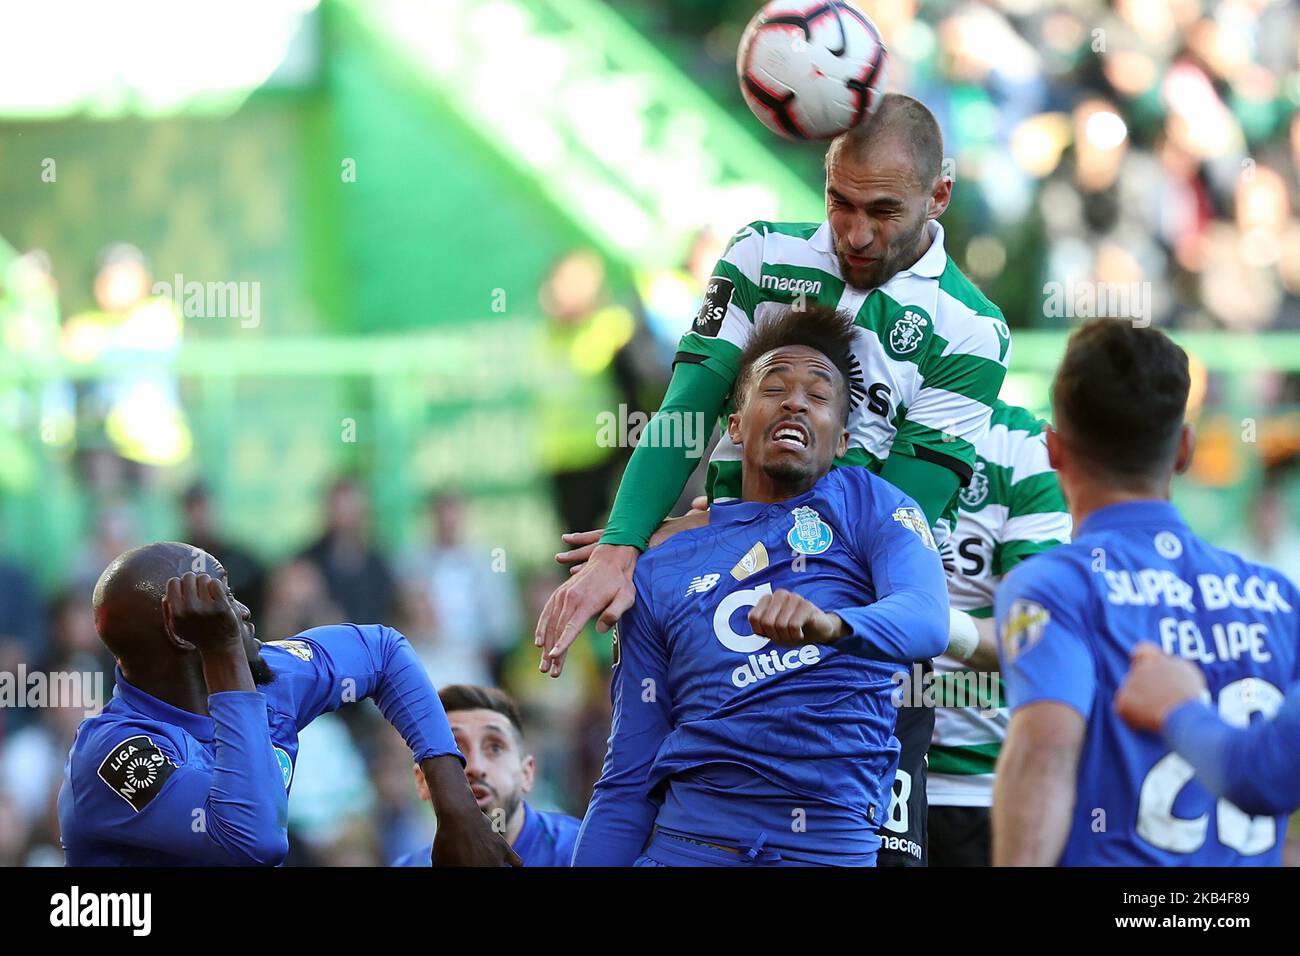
left=1066, top=475, right=1172, bottom=530
left=125, top=660, right=213, bottom=717
left=505, top=802, right=527, bottom=844
left=741, top=470, right=821, bottom=504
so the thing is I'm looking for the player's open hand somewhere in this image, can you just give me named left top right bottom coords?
left=556, top=498, right=710, bottom=574
left=749, top=589, right=845, bottom=646
left=1114, top=642, right=1207, bottom=733
left=535, top=544, right=638, bottom=678
left=161, top=572, right=242, bottom=655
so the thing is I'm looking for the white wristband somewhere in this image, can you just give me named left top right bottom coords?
left=946, top=608, right=980, bottom=662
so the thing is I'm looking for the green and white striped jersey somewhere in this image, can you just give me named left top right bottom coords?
left=677, top=220, right=1012, bottom=521
left=928, top=400, right=1072, bottom=807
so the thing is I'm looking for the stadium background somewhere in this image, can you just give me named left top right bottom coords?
left=0, top=0, right=1297, bottom=865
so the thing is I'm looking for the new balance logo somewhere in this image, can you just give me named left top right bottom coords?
left=686, top=574, right=721, bottom=596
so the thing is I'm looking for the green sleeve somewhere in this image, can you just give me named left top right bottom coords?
left=599, top=359, right=732, bottom=550
left=878, top=452, right=961, bottom=529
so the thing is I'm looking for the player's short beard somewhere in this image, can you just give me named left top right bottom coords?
left=491, top=787, right=524, bottom=832
left=837, top=211, right=929, bottom=290
left=248, top=655, right=277, bottom=686
left=762, top=455, right=816, bottom=489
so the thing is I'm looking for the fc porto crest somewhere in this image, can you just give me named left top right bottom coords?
left=886, top=308, right=931, bottom=358
left=787, top=506, right=834, bottom=555
left=960, top=460, right=990, bottom=510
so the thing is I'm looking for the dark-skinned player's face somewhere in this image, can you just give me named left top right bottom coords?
left=196, top=551, right=273, bottom=685
left=728, top=345, right=850, bottom=487
left=826, top=142, right=933, bottom=291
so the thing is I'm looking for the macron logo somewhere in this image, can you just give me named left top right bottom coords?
left=50, top=886, right=151, bottom=936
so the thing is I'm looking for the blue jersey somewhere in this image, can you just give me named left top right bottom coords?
left=572, top=466, right=949, bottom=866
left=1164, top=683, right=1300, bottom=817
left=392, top=802, right=580, bottom=867
left=58, top=625, right=461, bottom=866
left=996, top=500, right=1300, bottom=866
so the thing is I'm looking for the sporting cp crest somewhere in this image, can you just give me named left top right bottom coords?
left=787, top=506, right=834, bottom=555
left=960, top=460, right=990, bottom=510
left=887, top=309, right=930, bottom=357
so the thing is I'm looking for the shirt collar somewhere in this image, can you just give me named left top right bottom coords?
left=902, top=220, right=947, bottom=279
left=709, top=475, right=829, bottom=528
left=1077, top=499, right=1188, bottom=537
left=809, top=220, right=948, bottom=281
left=113, top=666, right=216, bottom=743
left=514, top=801, right=539, bottom=849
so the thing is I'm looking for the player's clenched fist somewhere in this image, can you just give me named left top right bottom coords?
left=1114, top=641, right=1208, bottom=733
left=162, top=572, right=241, bottom=653
left=748, top=589, right=846, bottom=646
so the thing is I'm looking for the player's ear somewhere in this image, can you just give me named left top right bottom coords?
left=520, top=753, right=536, bottom=794
left=927, top=171, right=953, bottom=219
left=160, top=598, right=195, bottom=653
left=1045, top=425, right=1065, bottom=472
left=836, top=428, right=849, bottom=458
left=726, top=410, right=743, bottom=445
left=412, top=763, right=432, bottom=803
left=1174, top=423, right=1195, bottom=475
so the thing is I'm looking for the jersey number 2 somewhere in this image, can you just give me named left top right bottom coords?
left=1136, top=677, right=1284, bottom=856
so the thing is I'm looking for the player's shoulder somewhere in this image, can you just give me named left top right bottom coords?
left=824, top=462, right=907, bottom=511
left=724, top=220, right=822, bottom=261
left=71, top=710, right=181, bottom=770
left=537, top=807, right=583, bottom=840
left=735, top=220, right=822, bottom=243
left=1000, top=539, right=1092, bottom=598
left=68, top=712, right=187, bottom=811
left=823, top=466, right=935, bottom=548
left=929, top=260, right=1012, bottom=360
left=936, top=256, right=1006, bottom=322
left=260, top=634, right=327, bottom=667
left=989, top=399, right=1046, bottom=437
left=1198, top=538, right=1300, bottom=599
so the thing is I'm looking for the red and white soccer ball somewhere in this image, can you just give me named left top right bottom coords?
left=737, top=1, right=889, bottom=141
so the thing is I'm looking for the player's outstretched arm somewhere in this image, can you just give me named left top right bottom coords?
left=1118, top=643, right=1300, bottom=816
left=992, top=701, right=1084, bottom=865
left=271, top=623, right=519, bottom=865
left=535, top=361, right=731, bottom=677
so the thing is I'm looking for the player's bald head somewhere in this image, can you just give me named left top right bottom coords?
left=93, top=541, right=221, bottom=659
left=826, top=93, right=944, bottom=189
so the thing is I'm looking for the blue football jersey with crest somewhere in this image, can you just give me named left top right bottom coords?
left=996, top=500, right=1300, bottom=866
left=59, top=624, right=461, bottom=866
left=572, top=466, right=949, bottom=866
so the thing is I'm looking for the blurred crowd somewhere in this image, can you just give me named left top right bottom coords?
left=621, top=0, right=1300, bottom=333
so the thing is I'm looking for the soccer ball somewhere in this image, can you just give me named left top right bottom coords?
left=737, top=1, right=888, bottom=141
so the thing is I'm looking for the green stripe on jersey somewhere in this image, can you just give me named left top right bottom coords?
left=929, top=741, right=1002, bottom=776
left=994, top=538, right=1065, bottom=577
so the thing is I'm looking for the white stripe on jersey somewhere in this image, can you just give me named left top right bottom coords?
left=1004, top=511, right=1074, bottom=542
